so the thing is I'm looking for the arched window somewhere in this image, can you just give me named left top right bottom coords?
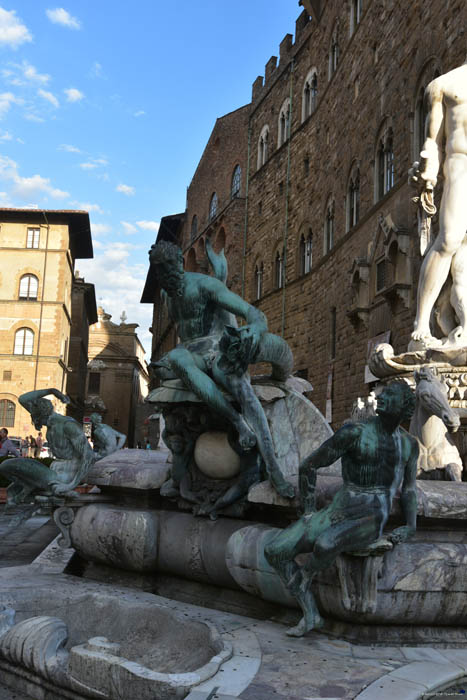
left=278, top=99, right=291, bottom=147
left=299, top=230, right=313, bottom=275
left=328, top=27, right=339, bottom=80
left=257, top=125, right=269, bottom=170
left=0, top=399, right=15, bottom=427
left=376, top=128, right=394, bottom=200
left=346, top=167, right=360, bottom=231
left=19, top=274, right=38, bottom=300
left=275, top=248, right=285, bottom=289
left=231, top=165, right=241, bottom=199
left=350, top=0, right=362, bottom=35
left=325, top=202, right=334, bottom=253
left=302, top=70, right=318, bottom=122
left=14, top=327, right=34, bottom=355
left=190, top=215, right=198, bottom=241
left=209, top=193, right=218, bottom=222
left=255, top=262, right=264, bottom=300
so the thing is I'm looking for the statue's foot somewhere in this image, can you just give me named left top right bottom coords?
left=160, top=479, right=180, bottom=498
left=409, top=329, right=442, bottom=350
left=270, top=472, right=295, bottom=499
left=286, top=612, right=325, bottom=637
left=236, top=420, right=256, bottom=450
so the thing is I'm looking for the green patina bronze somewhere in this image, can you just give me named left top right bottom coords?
left=149, top=239, right=294, bottom=499
left=0, top=389, right=125, bottom=506
left=264, top=381, right=419, bottom=637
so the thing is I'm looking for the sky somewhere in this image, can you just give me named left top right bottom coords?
left=0, top=2, right=302, bottom=358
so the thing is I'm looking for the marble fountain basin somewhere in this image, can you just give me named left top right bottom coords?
left=0, top=587, right=231, bottom=699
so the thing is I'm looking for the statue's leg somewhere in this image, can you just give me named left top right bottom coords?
left=167, top=347, right=256, bottom=449
left=413, top=162, right=467, bottom=342
left=264, top=516, right=324, bottom=635
left=255, top=332, right=293, bottom=381
left=213, top=367, right=294, bottom=499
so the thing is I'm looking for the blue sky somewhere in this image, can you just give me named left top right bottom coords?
left=0, top=2, right=302, bottom=356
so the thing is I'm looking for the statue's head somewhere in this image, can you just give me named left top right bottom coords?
left=30, top=398, right=54, bottom=429
left=90, top=412, right=102, bottom=425
left=149, top=241, right=184, bottom=296
left=376, top=381, right=416, bottom=422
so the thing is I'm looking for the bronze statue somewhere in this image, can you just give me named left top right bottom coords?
left=264, top=381, right=419, bottom=636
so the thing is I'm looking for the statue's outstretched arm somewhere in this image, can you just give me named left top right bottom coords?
left=299, top=424, right=360, bottom=513
left=19, top=388, right=69, bottom=412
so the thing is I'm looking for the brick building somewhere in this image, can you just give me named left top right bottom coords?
left=144, top=0, right=465, bottom=427
left=0, top=208, right=94, bottom=438
left=85, top=307, right=149, bottom=446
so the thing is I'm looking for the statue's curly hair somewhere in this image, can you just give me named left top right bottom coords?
left=149, top=241, right=183, bottom=267
left=391, top=380, right=416, bottom=421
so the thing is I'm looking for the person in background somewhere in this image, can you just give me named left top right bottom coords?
left=0, top=428, right=20, bottom=457
left=145, top=440, right=151, bottom=450
left=20, top=436, right=29, bottom=457
left=29, top=435, right=36, bottom=458
left=35, top=431, right=43, bottom=459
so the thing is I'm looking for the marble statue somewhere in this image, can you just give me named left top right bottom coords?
left=149, top=239, right=295, bottom=499
left=264, top=381, right=419, bottom=637
left=90, top=412, right=126, bottom=459
left=410, top=367, right=462, bottom=480
left=0, top=389, right=125, bottom=506
left=410, top=59, right=467, bottom=349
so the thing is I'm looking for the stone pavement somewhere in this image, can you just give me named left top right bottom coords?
left=0, top=509, right=466, bottom=699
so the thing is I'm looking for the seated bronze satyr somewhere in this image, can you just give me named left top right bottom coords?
left=264, top=381, right=419, bottom=637
left=149, top=239, right=295, bottom=500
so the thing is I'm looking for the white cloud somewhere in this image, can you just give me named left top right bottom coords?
left=0, top=129, right=12, bottom=140
left=80, top=161, right=97, bottom=170
left=64, top=87, right=84, bottom=102
left=3, top=60, right=50, bottom=86
left=91, top=223, right=111, bottom=236
left=116, top=183, right=134, bottom=196
left=38, top=88, right=59, bottom=107
left=72, top=201, right=103, bottom=213
left=59, top=143, right=80, bottom=153
left=90, top=61, right=104, bottom=78
left=0, top=91, right=22, bottom=118
left=0, top=155, right=69, bottom=202
left=121, top=221, right=137, bottom=235
left=46, top=8, right=81, bottom=30
left=24, top=112, right=45, bottom=123
left=136, top=220, right=160, bottom=233
left=133, top=110, right=145, bottom=117
left=0, top=8, right=32, bottom=48
left=22, top=61, right=50, bottom=84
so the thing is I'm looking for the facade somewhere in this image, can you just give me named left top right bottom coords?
left=85, top=307, right=149, bottom=447
left=144, top=0, right=465, bottom=428
left=0, top=208, right=93, bottom=438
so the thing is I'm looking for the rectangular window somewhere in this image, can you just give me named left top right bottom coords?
left=3, top=370, right=11, bottom=381
left=88, top=372, right=101, bottom=393
left=376, top=259, right=386, bottom=292
left=26, top=228, right=40, bottom=248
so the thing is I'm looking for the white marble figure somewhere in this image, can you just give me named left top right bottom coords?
left=409, top=368, right=462, bottom=480
left=410, top=59, right=467, bottom=349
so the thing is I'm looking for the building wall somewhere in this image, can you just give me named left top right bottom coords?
left=85, top=307, right=149, bottom=446
left=0, top=219, right=73, bottom=437
left=146, top=0, right=465, bottom=429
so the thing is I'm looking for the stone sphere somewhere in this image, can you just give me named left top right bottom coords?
left=194, top=431, right=241, bottom=480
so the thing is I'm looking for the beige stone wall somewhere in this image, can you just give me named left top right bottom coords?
left=0, top=220, right=73, bottom=437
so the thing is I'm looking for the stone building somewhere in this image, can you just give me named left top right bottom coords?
left=85, top=307, right=149, bottom=446
left=0, top=208, right=93, bottom=438
left=144, top=0, right=465, bottom=428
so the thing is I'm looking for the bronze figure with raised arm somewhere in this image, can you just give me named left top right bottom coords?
left=149, top=240, right=295, bottom=499
left=265, top=381, right=419, bottom=637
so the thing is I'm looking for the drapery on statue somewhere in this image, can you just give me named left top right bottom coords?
left=264, top=381, right=418, bottom=637
left=149, top=239, right=295, bottom=499
left=410, top=59, right=467, bottom=349
left=0, top=389, right=125, bottom=506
